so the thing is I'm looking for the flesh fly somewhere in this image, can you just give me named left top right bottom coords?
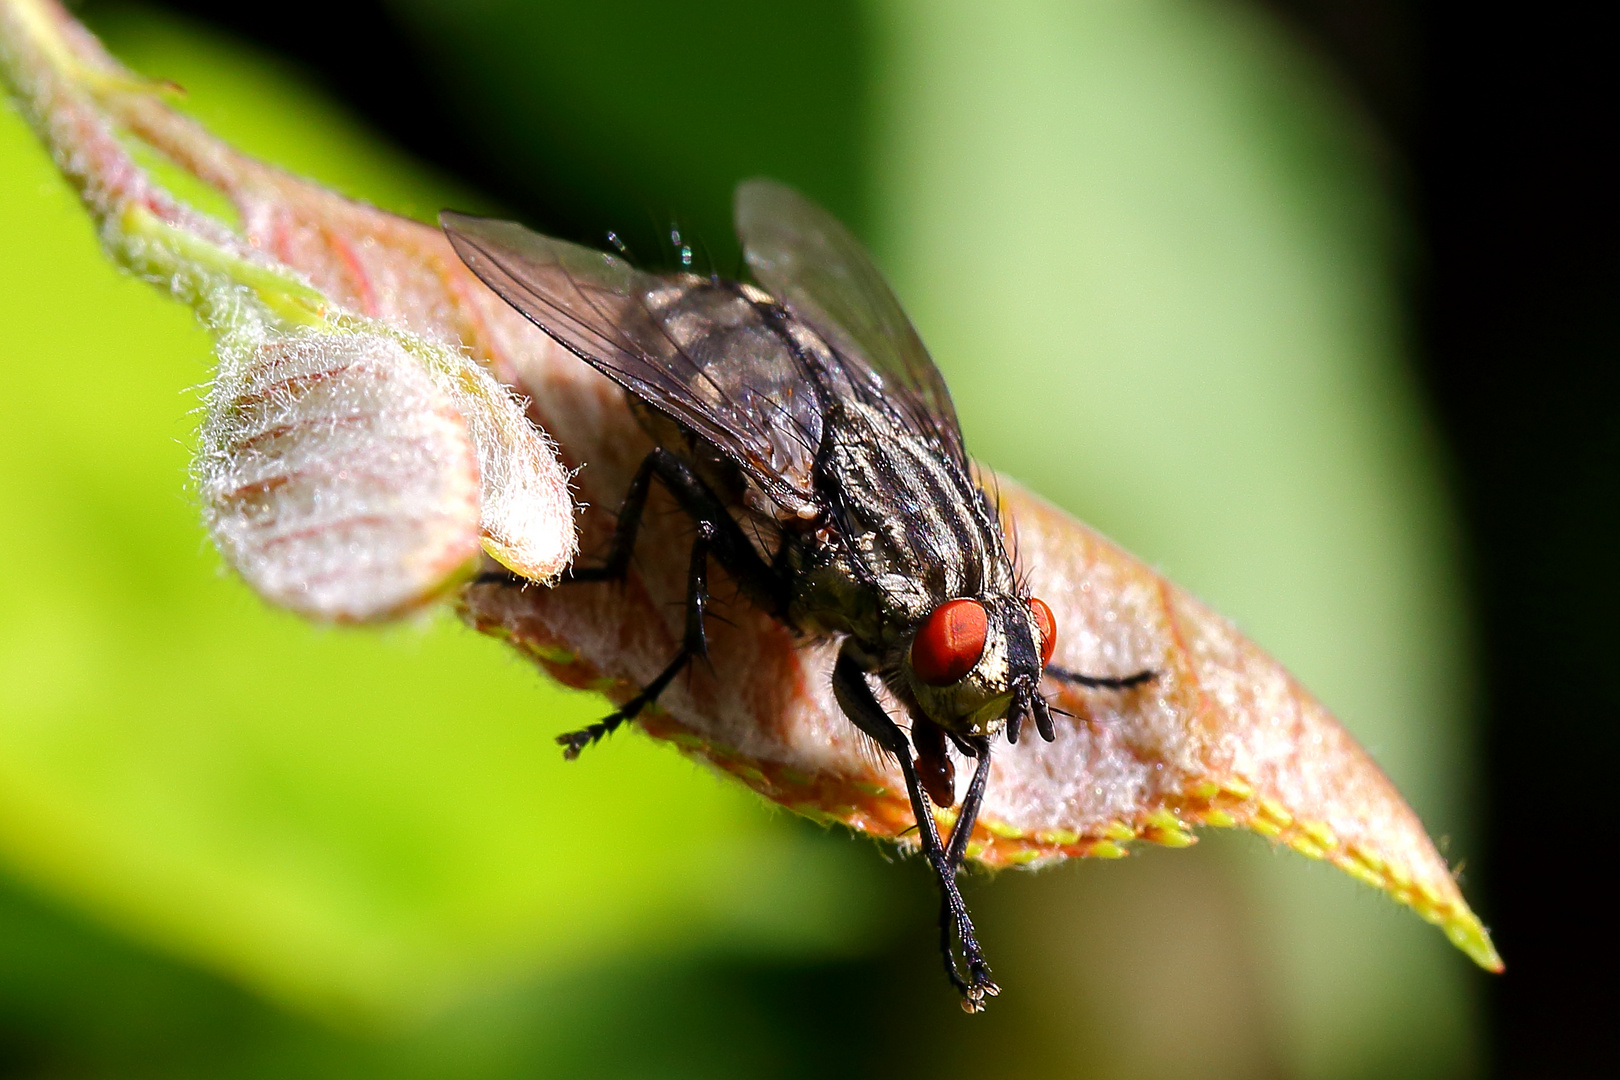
left=442, top=181, right=1154, bottom=1011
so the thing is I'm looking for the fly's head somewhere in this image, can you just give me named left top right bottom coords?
left=902, top=592, right=1059, bottom=745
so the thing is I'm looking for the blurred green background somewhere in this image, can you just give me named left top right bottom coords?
left=0, top=1, right=1491, bottom=1076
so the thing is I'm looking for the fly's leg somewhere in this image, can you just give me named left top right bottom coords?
left=945, top=738, right=993, bottom=871
left=569, top=447, right=785, bottom=606
left=467, top=454, right=658, bottom=591
left=555, top=521, right=715, bottom=760
left=832, top=647, right=1000, bottom=1012
left=553, top=448, right=787, bottom=759
left=562, top=451, right=660, bottom=584
left=1033, top=667, right=1159, bottom=739
left=935, top=738, right=995, bottom=1005
left=1047, top=666, right=1157, bottom=691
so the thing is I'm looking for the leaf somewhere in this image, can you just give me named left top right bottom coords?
left=0, top=0, right=574, bottom=614
left=199, top=329, right=482, bottom=622
left=0, top=0, right=1499, bottom=1027
left=463, top=473, right=1501, bottom=973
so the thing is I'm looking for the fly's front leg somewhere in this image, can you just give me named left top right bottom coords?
left=936, top=737, right=996, bottom=1006
left=1034, top=667, right=1159, bottom=741
left=555, top=521, right=715, bottom=760
left=832, top=647, right=1000, bottom=1012
left=1047, top=666, right=1157, bottom=691
left=944, top=738, right=993, bottom=872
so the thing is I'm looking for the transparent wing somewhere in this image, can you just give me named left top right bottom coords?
left=442, top=211, right=823, bottom=515
left=734, top=179, right=966, bottom=465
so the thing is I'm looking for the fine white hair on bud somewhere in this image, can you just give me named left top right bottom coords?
left=421, top=338, right=576, bottom=585
left=198, top=329, right=482, bottom=622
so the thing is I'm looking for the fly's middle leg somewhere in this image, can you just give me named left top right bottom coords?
left=561, top=451, right=660, bottom=584
left=552, top=447, right=787, bottom=759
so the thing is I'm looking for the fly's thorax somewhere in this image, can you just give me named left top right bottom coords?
left=785, top=550, right=886, bottom=642
left=815, top=399, right=1016, bottom=607
left=796, top=391, right=1032, bottom=730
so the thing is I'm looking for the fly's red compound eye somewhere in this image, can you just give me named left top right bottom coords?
left=1029, top=597, right=1057, bottom=667
left=911, top=599, right=989, bottom=686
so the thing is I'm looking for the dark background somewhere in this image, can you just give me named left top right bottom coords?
left=16, top=0, right=1616, bottom=1075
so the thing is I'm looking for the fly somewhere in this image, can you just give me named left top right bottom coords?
left=441, top=180, right=1155, bottom=1012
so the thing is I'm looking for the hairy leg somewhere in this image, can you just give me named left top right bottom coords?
left=1047, top=666, right=1157, bottom=690
left=477, top=447, right=790, bottom=758
left=833, top=647, right=1000, bottom=1011
left=554, top=521, right=717, bottom=759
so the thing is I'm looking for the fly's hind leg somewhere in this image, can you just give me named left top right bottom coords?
left=555, top=520, right=716, bottom=760
left=563, top=446, right=784, bottom=604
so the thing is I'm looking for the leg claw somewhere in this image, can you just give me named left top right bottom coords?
left=556, top=725, right=605, bottom=760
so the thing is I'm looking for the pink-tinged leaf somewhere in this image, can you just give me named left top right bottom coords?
left=0, top=0, right=1500, bottom=973
left=199, top=330, right=482, bottom=622
left=0, top=0, right=575, bottom=608
left=458, top=355, right=1502, bottom=973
